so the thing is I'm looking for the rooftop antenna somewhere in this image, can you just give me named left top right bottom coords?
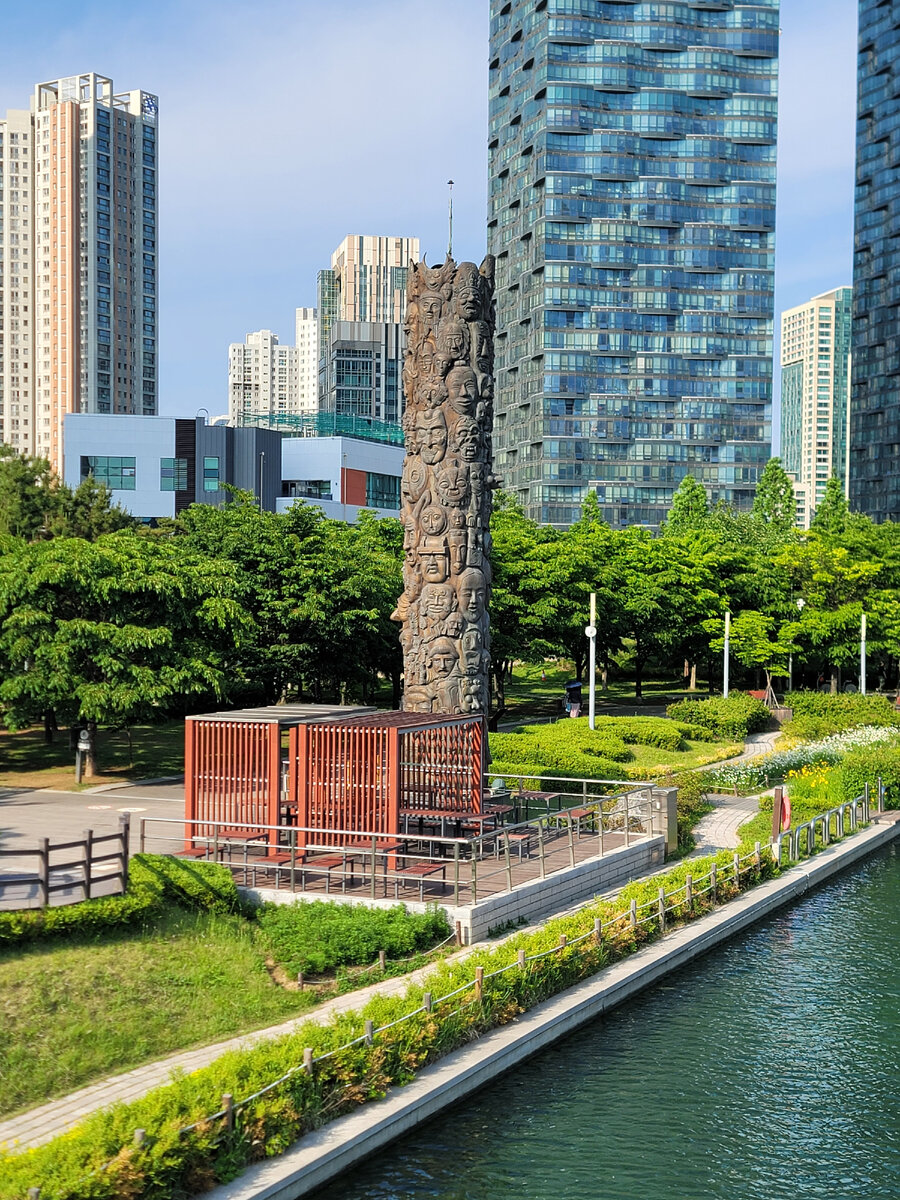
left=447, top=179, right=454, bottom=259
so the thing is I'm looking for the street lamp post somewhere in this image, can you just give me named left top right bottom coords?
left=861, top=611, right=867, bottom=696
left=723, top=609, right=730, bottom=698
left=585, top=592, right=597, bottom=731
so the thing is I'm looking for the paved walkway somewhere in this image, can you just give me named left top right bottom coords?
left=689, top=731, right=781, bottom=854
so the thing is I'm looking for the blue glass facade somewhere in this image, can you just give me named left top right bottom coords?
left=850, top=0, right=900, bottom=520
left=488, top=0, right=778, bottom=527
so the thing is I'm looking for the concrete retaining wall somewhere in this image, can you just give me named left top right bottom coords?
left=239, top=836, right=666, bottom=945
left=205, top=815, right=900, bottom=1200
left=449, top=835, right=666, bottom=942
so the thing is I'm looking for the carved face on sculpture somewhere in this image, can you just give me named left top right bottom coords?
left=418, top=341, right=437, bottom=377
left=420, top=292, right=444, bottom=332
left=405, top=685, right=434, bottom=713
left=451, top=417, right=481, bottom=462
left=461, top=626, right=484, bottom=674
left=420, top=536, right=450, bottom=583
left=421, top=582, right=456, bottom=622
left=435, top=461, right=469, bottom=507
left=455, top=263, right=482, bottom=321
left=436, top=317, right=469, bottom=375
left=427, top=637, right=459, bottom=679
left=457, top=567, right=488, bottom=624
left=420, top=505, right=448, bottom=536
left=402, top=457, right=428, bottom=504
left=446, top=365, right=480, bottom=419
left=415, top=409, right=448, bottom=465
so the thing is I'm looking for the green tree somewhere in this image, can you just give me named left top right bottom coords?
left=751, top=457, right=796, bottom=539
left=810, top=476, right=851, bottom=539
left=0, top=533, right=248, bottom=774
left=48, top=476, right=137, bottom=539
left=0, top=447, right=63, bottom=539
left=704, top=610, right=799, bottom=697
left=662, top=475, right=709, bottom=535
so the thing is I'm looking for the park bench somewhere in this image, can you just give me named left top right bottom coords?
left=391, top=861, right=447, bottom=901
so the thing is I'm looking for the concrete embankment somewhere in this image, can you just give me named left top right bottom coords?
left=204, top=814, right=900, bottom=1200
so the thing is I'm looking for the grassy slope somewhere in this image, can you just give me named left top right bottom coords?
left=0, top=722, right=184, bottom=790
left=0, top=907, right=316, bottom=1117
left=503, top=659, right=714, bottom=717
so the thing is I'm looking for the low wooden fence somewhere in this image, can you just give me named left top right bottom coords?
left=0, top=815, right=130, bottom=909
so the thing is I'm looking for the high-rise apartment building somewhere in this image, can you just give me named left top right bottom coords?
left=228, top=330, right=299, bottom=426
left=316, top=234, right=418, bottom=421
left=850, top=0, right=900, bottom=520
left=780, top=287, right=852, bottom=528
left=295, top=306, right=318, bottom=415
left=488, top=1, right=778, bottom=528
left=0, top=72, right=158, bottom=468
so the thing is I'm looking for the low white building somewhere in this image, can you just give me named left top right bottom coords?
left=278, top=436, right=404, bottom=521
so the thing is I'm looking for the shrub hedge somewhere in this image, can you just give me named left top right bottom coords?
left=255, top=902, right=451, bottom=977
left=781, top=691, right=900, bottom=741
left=0, top=848, right=777, bottom=1200
left=666, top=692, right=770, bottom=740
left=0, top=855, right=242, bottom=947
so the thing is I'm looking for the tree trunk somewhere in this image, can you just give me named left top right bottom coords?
left=683, top=658, right=691, bottom=687
left=489, top=665, right=506, bottom=731
left=601, top=649, right=609, bottom=694
left=84, top=718, right=98, bottom=779
left=707, top=658, right=713, bottom=695
left=830, top=665, right=839, bottom=694
left=43, top=710, right=57, bottom=744
left=634, top=655, right=643, bottom=701
left=689, top=662, right=697, bottom=691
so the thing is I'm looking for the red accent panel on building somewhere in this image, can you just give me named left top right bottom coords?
left=341, top=467, right=367, bottom=506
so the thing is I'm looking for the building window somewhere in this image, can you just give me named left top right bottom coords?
left=81, top=455, right=136, bottom=490
left=366, top=471, right=400, bottom=510
left=203, top=455, right=220, bottom=492
left=160, top=457, right=187, bottom=491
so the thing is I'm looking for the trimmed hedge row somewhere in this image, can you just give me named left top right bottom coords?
left=666, top=692, right=770, bottom=740
left=0, top=848, right=777, bottom=1200
left=781, top=691, right=900, bottom=742
left=255, top=901, right=451, bottom=977
left=0, top=856, right=242, bottom=947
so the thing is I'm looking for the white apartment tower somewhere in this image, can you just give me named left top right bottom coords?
left=228, top=330, right=299, bottom=426
left=780, top=287, right=853, bottom=528
left=294, top=306, right=318, bottom=415
left=0, top=73, right=158, bottom=468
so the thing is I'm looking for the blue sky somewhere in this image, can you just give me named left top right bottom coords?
left=0, top=0, right=857, bottom=432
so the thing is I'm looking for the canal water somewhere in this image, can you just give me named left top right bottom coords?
left=315, top=844, right=900, bottom=1200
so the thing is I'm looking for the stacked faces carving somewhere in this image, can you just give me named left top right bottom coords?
left=392, top=255, right=495, bottom=714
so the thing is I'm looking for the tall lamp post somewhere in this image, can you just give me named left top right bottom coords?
left=723, top=609, right=730, bottom=698
left=861, top=611, right=867, bottom=696
left=789, top=597, right=805, bottom=692
left=585, top=592, right=597, bottom=731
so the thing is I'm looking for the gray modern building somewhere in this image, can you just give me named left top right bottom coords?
left=488, top=0, right=778, bottom=528
left=850, top=0, right=900, bottom=520
left=64, top=414, right=281, bottom=517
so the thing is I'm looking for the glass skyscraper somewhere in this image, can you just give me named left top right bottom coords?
left=850, top=0, right=900, bottom=521
left=488, top=0, right=778, bottom=528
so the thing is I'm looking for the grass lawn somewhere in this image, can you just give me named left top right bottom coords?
left=503, top=659, right=714, bottom=719
left=0, top=906, right=316, bottom=1118
left=0, top=722, right=185, bottom=791
left=625, top=739, right=741, bottom=778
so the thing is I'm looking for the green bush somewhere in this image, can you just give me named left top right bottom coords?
left=782, top=692, right=900, bottom=738
left=666, top=692, right=770, bottom=739
left=0, top=855, right=241, bottom=947
left=593, top=716, right=688, bottom=751
left=256, top=901, right=450, bottom=977
left=0, top=849, right=776, bottom=1200
left=834, top=744, right=900, bottom=806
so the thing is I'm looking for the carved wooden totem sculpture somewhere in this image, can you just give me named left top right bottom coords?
left=392, top=255, right=495, bottom=714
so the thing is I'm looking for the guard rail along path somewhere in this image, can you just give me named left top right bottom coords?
left=0, top=816, right=130, bottom=911
left=4, top=783, right=891, bottom=1200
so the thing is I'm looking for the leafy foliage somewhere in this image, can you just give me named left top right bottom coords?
left=255, top=901, right=450, bottom=977
left=665, top=692, right=771, bottom=739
